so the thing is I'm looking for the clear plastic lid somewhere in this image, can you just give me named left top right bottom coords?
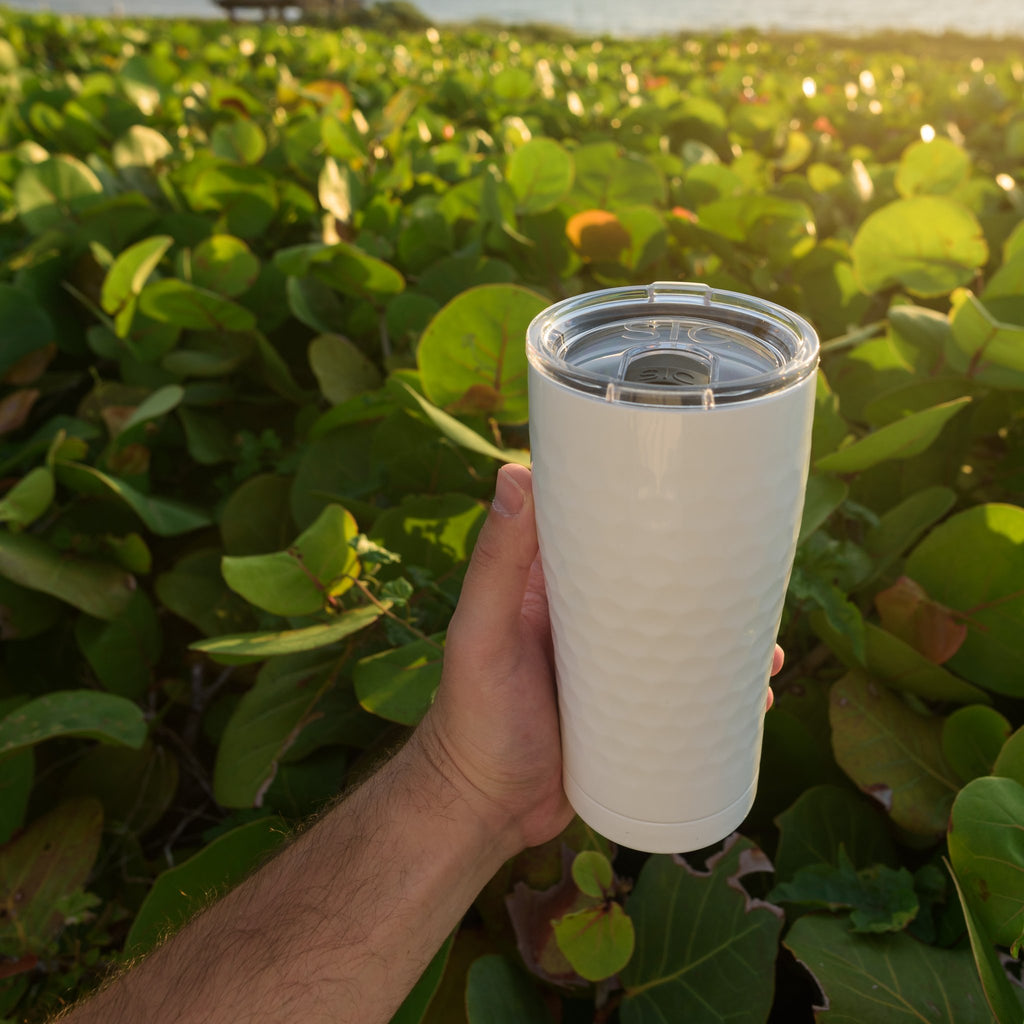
left=526, top=282, right=819, bottom=407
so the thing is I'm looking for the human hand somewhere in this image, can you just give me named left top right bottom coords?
left=415, top=464, right=785, bottom=858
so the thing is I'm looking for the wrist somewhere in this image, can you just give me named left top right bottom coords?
left=406, top=715, right=526, bottom=866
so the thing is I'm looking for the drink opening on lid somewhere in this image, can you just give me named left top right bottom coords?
left=527, top=282, right=819, bottom=407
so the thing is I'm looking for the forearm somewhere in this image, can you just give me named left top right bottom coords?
left=61, top=733, right=517, bottom=1024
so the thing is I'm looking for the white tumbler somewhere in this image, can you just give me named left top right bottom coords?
left=527, top=282, right=819, bottom=854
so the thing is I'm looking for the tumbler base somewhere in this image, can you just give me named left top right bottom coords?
left=564, top=774, right=757, bottom=854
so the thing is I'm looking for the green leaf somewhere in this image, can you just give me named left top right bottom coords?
left=863, top=486, right=956, bottom=573
left=0, top=576, right=60, bottom=640
left=120, top=384, right=185, bottom=435
left=829, top=672, right=959, bottom=836
left=620, top=837, right=782, bottom=1024
left=0, top=284, right=54, bottom=377
left=905, top=504, right=1024, bottom=697
left=190, top=234, right=260, bottom=297
left=950, top=289, right=1024, bottom=373
left=815, top=398, right=971, bottom=473
left=773, top=784, right=897, bottom=881
left=553, top=902, right=635, bottom=982
left=126, top=817, right=287, bottom=954
left=190, top=604, right=385, bottom=661
left=0, top=691, right=146, bottom=756
left=353, top=635, right=444, bottom=726
left=0, top=530, right=135, bottom=620
left=770, top=848, right=919, bottom=933
left=798, top=474, right=848, bottom=544
left=220, top=474, right=294, bottom=556
left=851, top=196, right=988, bottom=297
left=572, top=850, right=614, bottom=899
left=942, top=706, right=1013, bottom=784
left=785, top=914, right=993, bottom=1023
left=74, top=591, right=162, bottom=699
left=139, top=278, right=257, bottom=332
left=948, top=776, right=1024, bottom=950
left=466, top=954, right=555, bottom=1024
left=0, top=799, right=103, bottom=956
left=948, top=861, right=1024, bottom=1024
left=156, top=547, right=255, bottom=638
left=14, top=154, right=104, bottom=235
left=506, top=137, right=574, bottom=214
left=416, top=284, right=547, bottom=424
left=214, top=650, right=349, bottom=808
left=993, top=727, right=1024, bottom=786
left=189, top=163, right=278, bottom=239
left=895, top=138, right=971, bottom=197
left=392, top=380, right=530, bottom=466
left=210, top=118, right=267, bottom=165
left=0, top=466, right=54, bottom=528
left=0, top=750, right=34, bottom=846
left=56, top=462, right=212, bottom=536
left=221, top=504, right=359, bottom=617
left=274, top=241, right=404, bottom=302
left=308, top=334, right=382, bottom=406
left=100, top=235, right=173, bottom=334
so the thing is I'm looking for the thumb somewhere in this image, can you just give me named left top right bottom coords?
left=448, top=464, right=538, bottom=655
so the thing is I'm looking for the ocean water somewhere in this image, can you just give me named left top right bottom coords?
left=5, top=0, right=1024, bottom=36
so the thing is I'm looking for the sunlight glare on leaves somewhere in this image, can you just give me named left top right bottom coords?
left=802, top=77, right=817, bottom=97
left=920, top=124, right=936, bottom=142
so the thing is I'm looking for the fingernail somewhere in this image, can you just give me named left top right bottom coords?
left=492, top=467, right=526, bottom=517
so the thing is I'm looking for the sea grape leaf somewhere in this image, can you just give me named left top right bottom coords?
left=798, top=474, right=848, bottom=545
left=785, top=914, right=994, bottom=1023
left=416, top=284, right=547, bottom=424
left=210, top=118, right=267, bottom=166
left=905, top=504, right=1024, bottom=697
left=815, top=398, right=971, bottom=473
left=941, top=706, right=1013, bottom=784
left=56, top=462, right=211, bottom=537
left=139, top=278, right=257, bottom=332
left=0, top=466, right=55, bottom=529
left=947, top=776, right=1024, bottom=950
left=553, top=902, right=635, bottom=982
left=619, top=836, right=782, bottom=1024
left=0, top=798, right=103, bottom=956
left=874, top=576, right=967, bottom=665
left=391, top=381, right=530, bottom=466
left=993, top=728, right=1024, bottom=786
left=189, top=163, right=278, bottom=239
left=162, top=331, right=255, bottom=377
left=950, top=289, right=1024, bottom=373
left=573, top=142, right=665, bottom=208
left=948, top=863, right=1024, bottom=1024
left=308, top=334, right=382, bottom=406
left=863, top=486, right=956, bottom=574
left=14, top=154, right=104, bottom=235
left=811, top=611, right=989, bottom=706
left=0, top=691, right=146, bottom=756
left=220, top=474, right=294, bottom=556
left=119, top=384, right=185, bottom=436
left=0, top=284, right=55, bottom=377
left=565, top=209, right=632, bottom=263
left=505, top=137, right=574, bottom=215
left=74, top=590, right=162, bottom=699
left=0, top=577, right=60, bottom=640
left=189, top=604, right=385, bottom=662
left=155, top=548, right=254, bottom=638
left=353, top=635, right=445, bottom=726
left=851, top=195, right=988, bottom=297
left=769, top=848, right=919, bottom=933
left=190, top=234, right=260, bottom=297
left=100, top=234, right=173, bottom=335
left=466, top=954, right=555, bottom=1024
left=773, top=784, right=897, bottom=882
left=0, top=530, right=136, bottom=620
left=126, top=817, right=287, bottom=954
left=829, top=672, right=959, bottom=836
left=572, top=851, right=614, bottom=899
left=213, top=649, right=349, bottom=808
left=0, top=750, right=33, bottom=845
left=895, top=138, right=971, bottom=197
left=221, top=504, right=360, bottom=617
left=274, top=241, right=404, bottom=302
